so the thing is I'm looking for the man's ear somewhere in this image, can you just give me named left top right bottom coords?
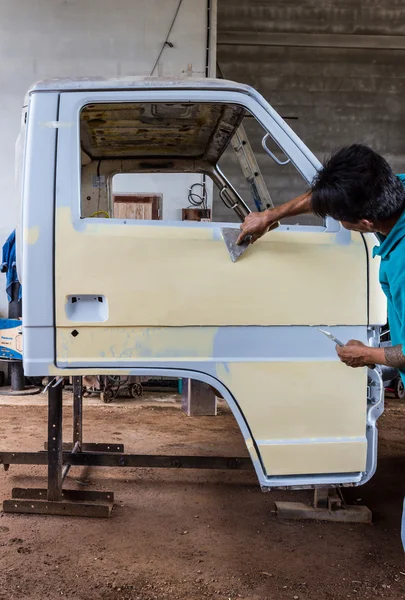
left=358, top=219, right=376, bottom=231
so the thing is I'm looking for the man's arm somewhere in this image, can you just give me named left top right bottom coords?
left=384, top=345, right=405, bottom=369
left=237, top=192, right=313, bottom=244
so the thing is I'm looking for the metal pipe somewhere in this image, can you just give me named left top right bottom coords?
left=61, top=441, right=80, bottom=483
left=10, top=363, right=24, bottom=391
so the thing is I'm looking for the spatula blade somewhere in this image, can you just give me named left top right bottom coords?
left=221, top=228, right=251, bottom=263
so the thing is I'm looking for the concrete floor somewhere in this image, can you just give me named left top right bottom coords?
left=0, top=391, right=403, bottom=600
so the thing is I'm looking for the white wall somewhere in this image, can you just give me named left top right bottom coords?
left=113, top=174, right=212, bottom=221
left=0, top=0, right=214, bottom=316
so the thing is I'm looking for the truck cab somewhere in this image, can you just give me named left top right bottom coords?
left=19, top=77, right=386, bottom=490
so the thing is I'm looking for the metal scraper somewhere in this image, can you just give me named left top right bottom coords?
left=221, top=222, right=280, bottom=263
left=221, top=228, right=251, bottom=263
left=317, top=328, right=345, bottom=347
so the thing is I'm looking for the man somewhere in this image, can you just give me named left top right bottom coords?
left=237, top=144, right=405, bottom=382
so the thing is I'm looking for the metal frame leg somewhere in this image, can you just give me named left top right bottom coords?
left=73, top=376, right=83, bottom=448
left=47, top=383, right=63, bottom=502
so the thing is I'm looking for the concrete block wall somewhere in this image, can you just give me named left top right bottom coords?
left=0, top=0, right=212, bottom=316
left=216, top=0, right=405, bottom=224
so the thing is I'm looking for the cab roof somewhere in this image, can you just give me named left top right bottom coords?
left=28, top=76, right=254, bottom=96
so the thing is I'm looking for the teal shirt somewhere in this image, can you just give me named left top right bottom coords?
left=373, top=174, right=405, bottom=383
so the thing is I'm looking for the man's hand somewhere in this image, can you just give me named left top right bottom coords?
left=236, top=209, right=278, bottom=245
left=336, top=340, right=376, bottom=368
left=236, top=192, right=313, bottom=245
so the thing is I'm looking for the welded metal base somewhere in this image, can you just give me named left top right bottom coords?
left=275, top=501, right=372, bottom=524
left=275, top=488, right=372, bottom=524
left=3, top=487, right=114, bottom=517
left=11, top=487, right=113, bottom=502
left=4, top=499, right=112, bottom=518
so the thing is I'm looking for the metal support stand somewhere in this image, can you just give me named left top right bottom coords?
left=275, top=488, right=372, bottom=524
left=1, top=376, right=250, bottom=518
left=3, top=379, right=115, bottom=517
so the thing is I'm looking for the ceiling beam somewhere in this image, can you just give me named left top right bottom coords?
left=218, top=31, right=405, bottom=51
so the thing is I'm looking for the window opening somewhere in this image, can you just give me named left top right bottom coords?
left=79, top=101, right=317, bottom=225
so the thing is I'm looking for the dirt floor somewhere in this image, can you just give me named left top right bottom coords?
left=0, top=391, right=404, bottom=600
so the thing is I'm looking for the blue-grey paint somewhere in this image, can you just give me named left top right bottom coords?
left=54, top=325, right=368, bottom=366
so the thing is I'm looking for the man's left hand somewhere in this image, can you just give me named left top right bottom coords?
left=336, top=339, right=375, bottom=368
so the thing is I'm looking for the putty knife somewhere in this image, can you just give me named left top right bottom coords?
left=221, top=228, right=251, bottom=263
left=317, top=328, right=345, bottom=347
left=221, top=222, right=280, bottom=263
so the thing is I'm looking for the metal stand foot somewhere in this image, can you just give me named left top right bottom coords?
left=3, top=498, right=113, bottom=518
left=275, top=487, right=372, bottom=524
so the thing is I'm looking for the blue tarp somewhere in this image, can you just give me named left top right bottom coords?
left=1, top=230, right=21, bottom=302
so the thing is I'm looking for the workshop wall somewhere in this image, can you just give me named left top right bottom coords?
left=216, top=0, right=405, bottom=223
left=113, top=174, right=212, bottom=222
left=0, top=0, right=214, bottom=316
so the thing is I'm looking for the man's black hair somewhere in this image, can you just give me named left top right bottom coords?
left=311, top=144, right=405, bottom=223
